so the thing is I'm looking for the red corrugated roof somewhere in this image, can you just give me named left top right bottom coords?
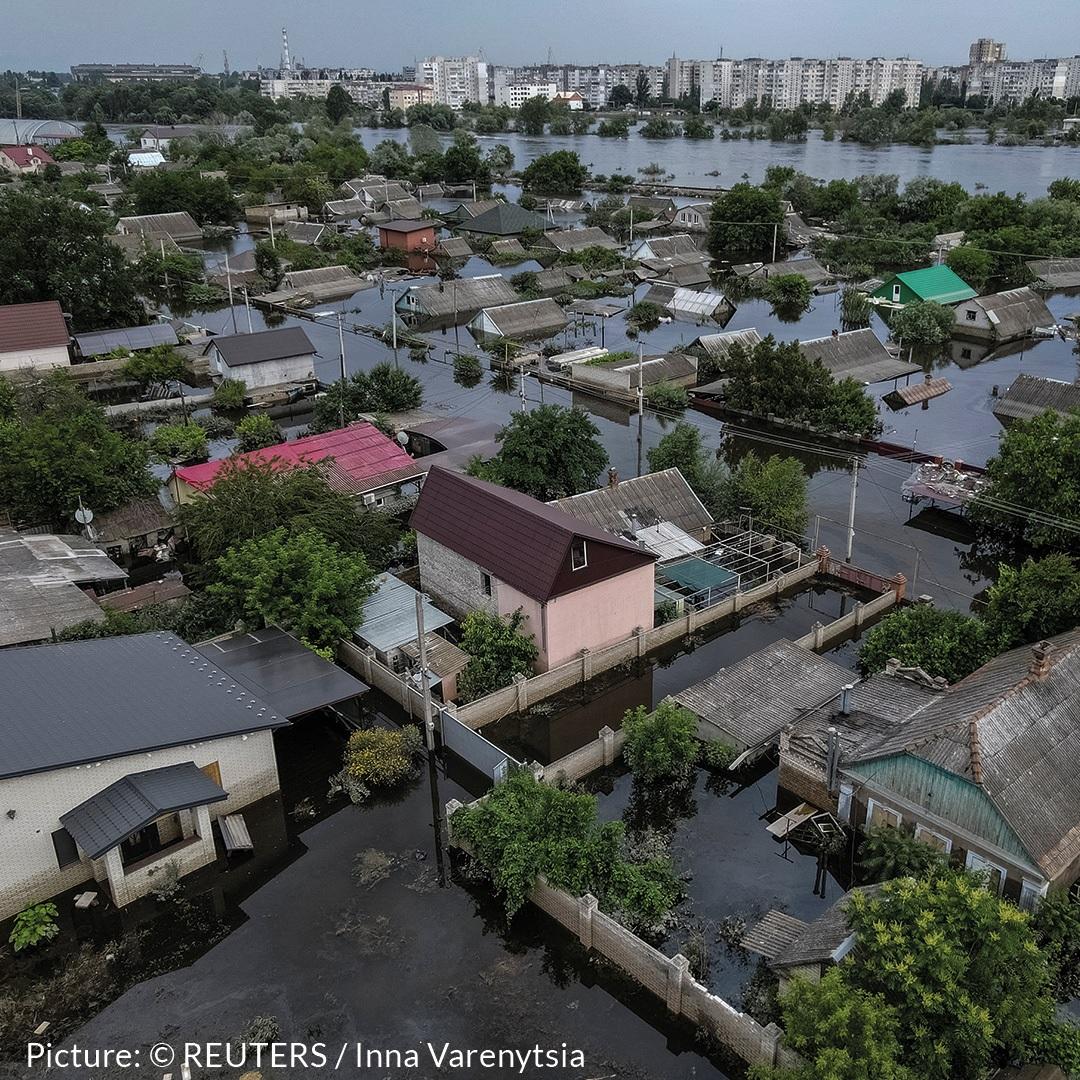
left=410, top=467, right=655, bottom=602
left=1, top=144, right=55, bottom=168
left=0, top=300, right=69, bottom=354
left=174, top=422, right=423, bottom=495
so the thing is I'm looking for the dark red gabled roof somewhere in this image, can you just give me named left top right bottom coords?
left=410, top=467, right=655, bottom=603
left=1, top=144, right=55, bottom=168
left=0, top=300, right=69, bottom=354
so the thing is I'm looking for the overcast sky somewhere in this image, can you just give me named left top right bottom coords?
left=4, top=0, right=1075, bottom=73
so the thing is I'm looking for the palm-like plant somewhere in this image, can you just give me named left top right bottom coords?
left=858, top=825, right=948, bottom=883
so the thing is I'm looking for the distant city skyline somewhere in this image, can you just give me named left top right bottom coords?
left=2, top=0, right=1077, bottom=73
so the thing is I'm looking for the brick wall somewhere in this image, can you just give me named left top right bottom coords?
left=0, top=729, right=279, bottom=921
left=417, top=533, right=498, bottom=621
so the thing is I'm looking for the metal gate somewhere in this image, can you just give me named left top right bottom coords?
left=439, top=707, right=519, bottom=784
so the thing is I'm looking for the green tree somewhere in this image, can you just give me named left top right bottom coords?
left=857, top=825, right=948, bottom=883
left=707, top=183, right=784, bottom=257
left=647, top=422, right=725, bottom=512
left=622, top=699, right=699, bottom=783
left=476, top=405, right=608, bottom=501
left=234, top=412, right=283, bottom=453
left=715, top=451, right=808, bottom=536
left=1033, top=889, right=1080, bottom=1002
left=325, top=84, right=352, bottom=125
left=147, top=420, right=209, bottom=464
left=763, top=273, right=813, bottom=314
left=517, top=95, right=553, bottom=136
left=682, top=115, right=715, bottom=140
left=844, top=872, right=1054, bottom=1080
left=520, top=150, right=589, bottom=193
left=130, top=169, right=238, bottom=225
left=981, top=554, right=1080, bottom=649
left=640, top=117, right=681, bottom=138
left=0, top=372, right=157, bottom=528
left=443, top=130, right=492, bottom=184
left=120, top=345, right=192, bottom=398
left=484, top=143, right=514, bottom=176
left=597, top=117, right=631, bottom=138
left=634, top=70, right=651, bottom=108
left=888, top=300, right=956, bottom=348
left=945, top=246, right=994, bottom=290
left=0, top=191, right=142, bottom=331
left=750, top=968, right=914, bottom=1080
left=309, top=364, right=423, bottom=433
left=971, top=409, right=1080, bottom=552
left=208, top=527, right=374, bottom=651
left=609, top=84, right=633, bottom=109
left=858, top=603, right=992, bottom=683
left=457, top=609, right=539, bottom=701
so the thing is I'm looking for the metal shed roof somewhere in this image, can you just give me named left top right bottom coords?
left=885, top=265, right=978, bottom=304
left=0, top=632, right=288, bottom=780
left=61, top=762, right=227, bottom=860
left=799, top=328, right=921, bottom=385
left=993, top=373, right=1080, bottom=424
left=75, top=323, right=179, bottom=357
left=194, top=626, right=367, bottom=719
left=355, top=572, right=454, bottom=653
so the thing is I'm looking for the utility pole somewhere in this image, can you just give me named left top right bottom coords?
left=519, top=365, right=527, bottom=412
left=242, top=286, right=253, bottom=332
left=336, top=311, right=346, bottom=426
left=224, top=254, right=238, bottom=334
left=845, top=456, right=860, bottom=563
left=415, top=591, right=435, bottom=751
left=268, top=214, right=276, bottom=248
left=636, top=341, right=644, bottom=477
left=771, top=222, right=778, bottom=264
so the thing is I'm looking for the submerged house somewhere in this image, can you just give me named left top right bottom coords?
left=468, top=297, right=568, bottom=340
left=953, top=287, right=1055, bottom=343
left=533, top=227, right=620, bottom=254
left=457, top=202, right=548, bottom=237
left=836, top=632, right=1080, bottom=906
left=411, top=467, right=657, bottom=672
left=869, top=265, right=977, bottom=308
left=570, top=351, right=698, bottom=398
left=205, top=326, right=316, bottom=390
left=798, top=328, right=921, bottom=385
left=116, top=211, right=203, bottom=243
left=396, top=274, right=518, bottom=325
left=992, top=373, right=1080, bottom=426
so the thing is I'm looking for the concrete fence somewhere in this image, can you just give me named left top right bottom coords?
left=539, top=725, right=626, bottom=784
left=791, top=587, right=898, bottom=652
left=445, top=810, right=789, bottom=1070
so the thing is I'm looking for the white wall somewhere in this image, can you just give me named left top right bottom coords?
left=0, top=345, right=70, bottom=372
left=0, top=728, right=279, bottom=920
left=213, top=351, right=315, bottom=390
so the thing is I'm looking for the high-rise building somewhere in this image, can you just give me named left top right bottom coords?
left=969, top=38, right=1007, bottom=64
left=417, top=56, right=488, bottom=108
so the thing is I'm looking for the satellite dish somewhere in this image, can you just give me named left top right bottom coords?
left=396, top=430, right=409, bottom=446
left=75, top=507, right=94, bottom=525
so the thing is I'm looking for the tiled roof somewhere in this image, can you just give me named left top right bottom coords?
left=1, top=144, right=55, bottom=168
left=0, top=300, right=69, bottom=354
left=174, top=422, right=421, bottom=495
left=411, top=466, right=655, bottom=603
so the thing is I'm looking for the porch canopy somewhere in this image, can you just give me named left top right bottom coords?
left=194, top=626, right=368, bottom=720
left=61, top=762, right=227, bottom=860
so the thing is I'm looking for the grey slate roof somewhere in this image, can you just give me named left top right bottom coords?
left=470, top=297, right=568, bottom=339
left=689, top=327, right=763, bottom=361
left=850, top=629, right=1080, bottom=880
left=282, top=220, right=327, bottom=245
left=733, top=256, right=833, bottom=286
left=116, top=212, right=202, bottom=242
left=993, top=374, right=1080, bottom=424
left=400, top=275, right=518, bottom=318
left=61, top=762, right=227, bottom=859
left=635, top=234, right=701, bottom=260
left=1026, top=257, right=1080, bottom=288
left=554, top=468, right=712, bottom=539
left=766, top=885, right=882, bottom=971
left=536, top=227, right=620, bottom=253
left=436, top=236, right=473, bottom=258
left=283, top=265, right=362, bottom=291
left=90, top=498, right=174, bottom=543
left=799, top=328, right=921, bottom=385
left=460, top=202, right=549, bottom=236
left=355, top=572, right=454, bottom=653
left=675, top=639, right=854, bottom=748
left=194, top=626, right=368, bottom=719
left=0, top=632, right=289, bottom=780
left=960, top=287, right=1054, bottom=340
left=211, top=326, right=315, bottom=367
left=74, top=323, right=179, bottom=357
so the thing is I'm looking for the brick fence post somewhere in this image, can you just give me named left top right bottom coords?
left=666, top=953, right=690, bottom=1013
left=760, top=1023, right=783, bottom=1066
left=445, top=799, right=463, bottom=842
left=891, top=572, right=907, bottom=602
left=361, top=646, right=375, bottom=683
left=513, top=672, right=528, bottom=712
left=853, top=599, right=865, bottom=629
left=816, top=545, right=831, bottom=574
left=599, top=725, right=615, bottom=765
left=812, top=621, right=825, bottom=649
left=578, top=893, right=598, bottom=950
left=580, top=647, right=592, bottom=682
left=635, top=625, right=646, bottom=659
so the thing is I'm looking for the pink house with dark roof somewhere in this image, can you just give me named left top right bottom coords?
left=411, top=467, right=657, bottom=671
left=172, top=422, right=426, bottom=508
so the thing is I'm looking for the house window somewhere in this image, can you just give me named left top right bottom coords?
left=1019, top=879, right=1047, bottom=912
left=480, top=571, right=492, bottom=596
left=571, top=539, right=588, bottom=571
left=966, top=851, right=1006, bottom=895
left=914, top=824, right=952, bottom=854
left=120, top=822, right=161, bottom=867
left=965, top=309, right=977, bottom=321
left=892, top=283, right=902, bottom=303
left=866, top=798, right=902, bottom=830
left=52, top=827, right=80, bottom=869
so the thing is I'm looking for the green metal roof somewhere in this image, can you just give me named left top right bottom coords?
left=891, top=265, right=978, bottom=303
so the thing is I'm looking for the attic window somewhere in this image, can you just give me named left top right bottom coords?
left=965, top=309, right=977, bottom=321
left=571, top=538, right=588, bottom=571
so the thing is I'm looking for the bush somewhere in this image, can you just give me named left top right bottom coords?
left=211, top=378, right=248, bottom=410
left=1034, top=889, right=1080, bottom=1002
left=148, top=421, right=209, bottom=464
left=9, top=902, right=60, bottom=951
left=622, top=699, right=700, bottom=783
left=700, top=740, right=737, bottom=771
left=458, top=609, right=538, bottom=701
left=645, top=382, right=689, bottom=410
left=452, top=353, right=483, bottom=386
left=234, top=412, right=282, bottom=453
left=858, top=825, right=949, bottom=883
left=888, top=300, right=956, bottom=348
left=335, top=725, right=422, bottom=802
left=626, top=300, right=665, bottom=331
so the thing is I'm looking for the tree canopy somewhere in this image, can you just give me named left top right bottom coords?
left=715, top=451, right=809, bottom=537
left=309, top=363, right=423, bottom=433
left=520, top=150, right=589, bottom=193
left=473, top=405, right=608, bottom=501
left=706, top=183, right=785, bottom=257
left=457, top=609, right=538, bottom=702
left=622, top=699, right=700, bottom=783
left=130, top=169, right=238, bottom=225
left=981, top=553, right=1080, bottom=649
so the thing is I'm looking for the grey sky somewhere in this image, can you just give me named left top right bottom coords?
left=4, top=0, right=1075, bottom=73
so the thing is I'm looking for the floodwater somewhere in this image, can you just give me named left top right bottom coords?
left=484, top=583, right=866, bottom=767
left=354, top=126, right=1080, bottom=199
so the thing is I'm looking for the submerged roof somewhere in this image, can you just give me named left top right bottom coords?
left=174, top=421, right=421, bottom=495
left=61, top=762, right=227, bottom=860
left=0, top=633, right=288, bottom=780
left=885, top=264, right=977, bottom=303
left=555, top=468, right=712, bottom=539
left=194, top=626, right=367, bottom=719
left=689, top=327, right=763, bottom=360
left=400, top=274, right=518, bottom=317
left=210, top=326, right=315, bottom=367
left=993, top=373, right=1080, bottom=424
left=733, top=257, right=832, bottom=285
left=0, top=300, right=69, bottom=354
left=461, top=202, right=548, bottom=236
left=355, top=572, right=454, bottom=652
left=470, top=297, right=568, bottom=338
left=117, top=211, right=202, bottom=240
left=634, top=234, right=701, bottom=260
left=1026, top=257, right=1080, bottom=288
left=411, top=466, right=656, bottom=603
left=799, top=328, right=921, bottom=385
left=537, top=227, right=620, bottom=252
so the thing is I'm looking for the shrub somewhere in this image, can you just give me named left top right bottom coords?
left=458, top=609, right=538, bottom=701
left=700, top=740, right=737, bottom=771
left=9, top=902, right=60, bottom=951
left=452, top=353, right=483, bottom=386
left=645, top=382, right=689, bottom=410
left=210, top=378, right=247, bottom=410
left=1034, top=889, right=1080, bottom=1002
left=626, top=300, right=665, bottom=330
left=148, top=420, right=209, bottom=464
left=234, top=412, right=282, bottom=453
left=622, top=698, right=700, bottom=783
left=857, top=825, right=948, bottom=883
left=335, top=725, right=422, bottom=802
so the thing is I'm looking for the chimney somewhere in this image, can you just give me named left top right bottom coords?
left=825, top=725, right=841, bottom=794
left=607, top=467, right=619, bottom=487
left=838, top=683, right=854, bottom=716
left=885, top=657, right=900, bottom=676
left=1030, top=641, right=1054, bottom=680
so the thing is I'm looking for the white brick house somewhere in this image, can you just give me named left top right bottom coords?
left=0, top=633, right=289, bottom=920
